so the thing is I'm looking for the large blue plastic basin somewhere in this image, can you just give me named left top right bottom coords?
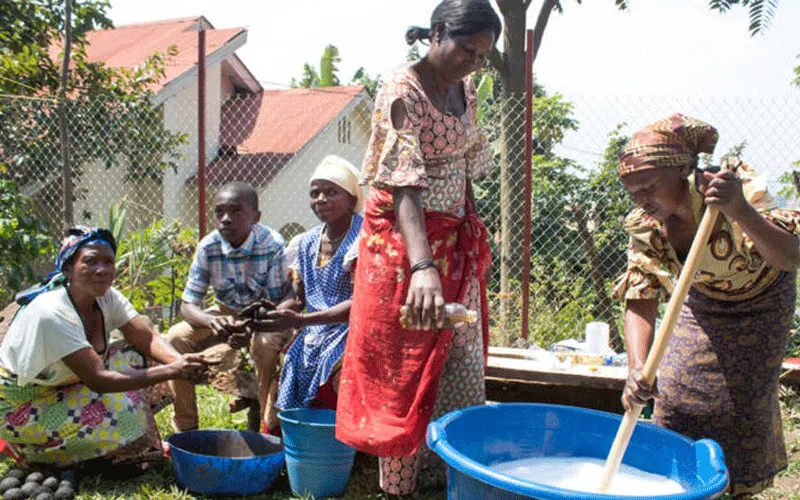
left=427, top=403, right=729, bottom=500
left=279, top=408, right=356, bottom=498
left=166, top=429, right=285, bottom=495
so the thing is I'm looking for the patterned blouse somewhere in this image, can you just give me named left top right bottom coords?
left=612, top=158, right=800, bottom=303
left=359, top=65, right=494, bottom=215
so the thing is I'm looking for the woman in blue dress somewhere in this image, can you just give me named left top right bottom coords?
left=256, top=155, right=363, bottom=412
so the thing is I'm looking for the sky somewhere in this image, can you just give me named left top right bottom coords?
left=108, top=0, right=800, bottom=195
left=107, top=0, right=800, bottom=95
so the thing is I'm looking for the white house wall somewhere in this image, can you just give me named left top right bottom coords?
left=162, top=62, right=223, bottom=226
left=259, top=102, right=371, bottom=238
left=73, top=158, right=132, bottom=225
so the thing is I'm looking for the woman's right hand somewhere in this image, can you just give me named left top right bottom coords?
left=169, top=354, right=211, bottom=384
left=621, top=366, right=657, bottom=412
left=405, top=267, right=445, bottom=330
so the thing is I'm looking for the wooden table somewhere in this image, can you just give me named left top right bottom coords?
left=782, top=358, right=800, bottom=389
left=486, top=347, right=800, bottom=414
left=486, top=346, right=628, bottom=414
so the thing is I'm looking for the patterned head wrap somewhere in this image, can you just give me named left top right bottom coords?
left=619, top=113, right=719, bottom=176
left=15, top=226, right=117, bottom=305
left=310, top=155, right=364, bottom=214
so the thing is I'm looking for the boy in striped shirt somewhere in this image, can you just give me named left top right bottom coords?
left=166, top=182, right=289, bottom=432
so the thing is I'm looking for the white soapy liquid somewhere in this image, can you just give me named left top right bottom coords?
left=490, top=456, right=686, bottom=496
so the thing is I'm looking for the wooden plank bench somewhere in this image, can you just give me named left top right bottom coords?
left=0, top=302, right=19, bottom=342
left=5, top=302, right=794, bottom=430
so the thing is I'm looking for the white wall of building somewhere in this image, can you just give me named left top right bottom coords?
left=162, top=63, right=223, bottom=226
left=259, top=100, right=372, bottom=238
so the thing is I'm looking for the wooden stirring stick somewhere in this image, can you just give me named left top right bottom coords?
left=597, top=182, right=722, bottom=493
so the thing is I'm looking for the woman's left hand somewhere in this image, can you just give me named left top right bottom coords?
left=699, top=169, right=750, bottom=220
left=250, top=309, right=303, bottom=332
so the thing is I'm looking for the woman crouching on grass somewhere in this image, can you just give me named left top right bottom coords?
left=0, top=226, right=209, bottom=471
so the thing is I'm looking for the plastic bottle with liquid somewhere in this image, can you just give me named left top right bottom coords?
left=399, top=303, right=478, bottom=329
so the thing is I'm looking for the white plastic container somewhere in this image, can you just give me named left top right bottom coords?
left=585, top=321, right=610, bottom=355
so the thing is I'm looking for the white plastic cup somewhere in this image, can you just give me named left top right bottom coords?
left=585, top=322, right=610, bottom=355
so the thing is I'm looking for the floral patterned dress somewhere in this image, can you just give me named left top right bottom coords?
left=612, top=159, right=800, bottom=496
left=336, top=65, right=494, bottom=496
left=0, top=342, right=167, bottom=467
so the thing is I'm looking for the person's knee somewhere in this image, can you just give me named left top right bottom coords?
left=250, top=331, right=290, bottom=362
left=165, top=322, right=197, bottom=352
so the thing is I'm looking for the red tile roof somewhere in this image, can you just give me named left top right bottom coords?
left=220, top=86, right=366, bottom=154
left=196, top=86, right=366, bottom=186
left=54, top=17, right=245, bottom=92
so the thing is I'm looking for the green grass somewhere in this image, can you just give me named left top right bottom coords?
left=2, top=384, right=798, bottom=499
left=0, top=386, right=440, bottom=499
left=754, top=386, right=800, bottom=499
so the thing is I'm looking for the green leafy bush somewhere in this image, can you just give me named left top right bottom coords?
left=114, top=220, right=196, bottom=330
left=0, top=178, right=54, bottom=304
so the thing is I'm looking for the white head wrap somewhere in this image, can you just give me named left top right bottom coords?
left=309, top=155, right=364, bottom=214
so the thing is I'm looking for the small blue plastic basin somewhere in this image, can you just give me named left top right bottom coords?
left=166, top=429, right=285, bottom=495
left=427, top=403, right=729, bottom=500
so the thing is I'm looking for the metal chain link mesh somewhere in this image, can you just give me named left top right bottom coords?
left=2, top=92, right=798, bottom=350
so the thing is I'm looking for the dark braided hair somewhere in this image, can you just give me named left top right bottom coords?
left=405, top=0, right=502, bottom=45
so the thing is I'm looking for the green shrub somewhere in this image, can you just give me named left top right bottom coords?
left=115, top=220, right=196, bottom=330
left=0, top=178, right=54, bottom=304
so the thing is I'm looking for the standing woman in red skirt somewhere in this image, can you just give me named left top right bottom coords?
left=335, top=0, right=501, bottom=496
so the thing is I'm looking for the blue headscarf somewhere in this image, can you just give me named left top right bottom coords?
left=15, top=226, right=117, bottom=306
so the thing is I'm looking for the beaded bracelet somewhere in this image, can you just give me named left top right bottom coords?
left=410, top=259, right=436, bottom=274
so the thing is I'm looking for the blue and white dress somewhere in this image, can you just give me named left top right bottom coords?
left=276, top=214, right=363, bottom=409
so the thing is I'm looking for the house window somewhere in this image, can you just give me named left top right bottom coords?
left=337, top=117, right=351, bottom=144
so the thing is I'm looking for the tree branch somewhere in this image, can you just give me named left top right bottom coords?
left=532, top=0, right=558, bottom=64
left=487, top=46, right=505, bottom=74
left=494, top=0, right=514, bottom=17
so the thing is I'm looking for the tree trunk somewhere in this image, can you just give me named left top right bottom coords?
left=494, top=0, right=557, bottom=338
left=58, top=0, right=74, bottom=231
left=571, top=204, right=623, bottom=350
left=495, top=0, right=529, bottom=336
left=792, top=170, right=800, bottom=197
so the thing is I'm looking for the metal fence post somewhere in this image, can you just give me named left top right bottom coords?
left=520, top=29, right=534, bottom=341
left=197, top=27, right=207, bottom=239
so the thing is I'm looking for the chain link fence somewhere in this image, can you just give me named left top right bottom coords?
left=2, top=90, right=798, bottom=349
